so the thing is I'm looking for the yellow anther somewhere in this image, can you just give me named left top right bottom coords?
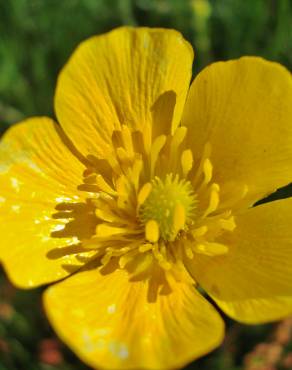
left=203, top=158, right=213, bottom=185
left=116, top=147, right=130, bottom=162
left=96, top=175, right=117, bottom=195
left=121, top=125, right=134, bottom=155
left=169, top=127, right=187, bottom=167
left=96, top=224, right=126, bottom=237
left=120, top=246, right=131, bottom=254
left=131, top=158, right=143, bottom=191
left=158, top=260, right=172, bottom=270
left=192, top=142, right=212, bottom=186
left=203, top=183, right=220, bottom=218
left=145, top=220, right=160, bottom=243
left=101, top=252, right=112, bottom=266
left=194, top=242, right=228, bottom=256
left=119, top=250, right=138, bottom=269
left=137, top=183, right=152, bottom=207
left=185, top=243, right=194, bottom=259
left=139, top=243, right=153, bottom=253
left=172, top=203, right=186, bottom=239
left=219, top=216, right=236, bottom=231
left=192, top=225, right=208, bottom=237
left=105, top=247, right=130, bottom=257
left=115, top=175, right=127, bottom=195
left=131, top=253, right=154, bottom=276
left=181, top=149, right=193, bottom=177
left=171, top=126, right=187, bottom=150
left=95, top=207, right=117, bottom=222
left=152, top=243, right=172, bottom=270
left=115, top=176, right=130, bottom=210
left=150, top=135, right=167, bottom=176
left=119, top=255, right=130, bottom=269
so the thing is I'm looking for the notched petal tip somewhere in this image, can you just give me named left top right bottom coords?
left=55, top=26, right=194, bottom=159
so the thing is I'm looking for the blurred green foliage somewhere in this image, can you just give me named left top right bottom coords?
left=0, top=0, right=292, bottom=369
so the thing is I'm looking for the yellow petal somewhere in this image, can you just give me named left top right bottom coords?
left=182, top=57, right=292, bottom=208
left=55, top=27, right=193, bottom=158
left=187, top=198, right=292, bottom=323
left=217, top=296, right=292, bottom=325
left=0, top=117, right=94, bottom=288
left=44, top=267, right=224, bottom=370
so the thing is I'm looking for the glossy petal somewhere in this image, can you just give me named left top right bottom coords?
left=55, top=26, right=193, bottom=158
left=217, top=296, right=292, bottom=324
left=0, top=117, right=94, bottom=288
left=44, top=267, right=224, bottom=370
left=187, top=198, right=292, bottom=323
left=182, top=57, right=292, bottom=207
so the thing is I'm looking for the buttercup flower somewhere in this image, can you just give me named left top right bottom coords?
left=0, top=27, right=292, bottom=370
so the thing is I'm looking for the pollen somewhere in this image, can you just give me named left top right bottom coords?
left=139, top=174, right=197, bottom=242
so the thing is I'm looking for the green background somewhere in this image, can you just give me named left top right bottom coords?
left=0, top=0, right=292, bottom=369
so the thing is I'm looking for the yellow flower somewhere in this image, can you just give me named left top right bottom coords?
left=0, top=27, right=292, bottom=370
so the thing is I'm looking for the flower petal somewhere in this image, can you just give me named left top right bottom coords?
left=182, top=57, right=292, bottom=207
left=187, top=198, right=292, bottom=323
left=44, top=267, right=224, bottom=370
left=0, top=117, right=94, bottom=288
left=55, top=27, right=193, bottom=158
left=216, top=296, right=292, bottom=324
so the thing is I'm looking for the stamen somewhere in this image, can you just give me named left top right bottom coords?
left=130, top=158, right=143, bottom=191
left=130, top=252, right=153, bottom=276
left=137, top=183, right=152, bottom=207
left=150, top=135, right=167, bottom=177
left=119, top=249, right=139, bottom=268
left=116, top=147, right=130, bottom=163
left=192, top=142, right=212, bottom=186
left=145, top=220, right=160, bottom=243
left=181, top=149, right=193, bottom=177
left=218, top=183, right=249, bottom=210
left=185, top=242, right=194, bottom=259
left=193, top=242, right=228, bottom=256
left=96, top=224, right=126, bottom=237
left=203, top=158, right=213, bottom=185
left=153, top=243, right=171, bottom=270
left=191, top=225, right=208, bottom=237
left=83, top=173, right=97, bottom=184
left=106, top=246, right=131, bottom=257
left=139, top=243, right=153, bottom=253
left=78, top=121, right=237, bottom=276
left=169, top=127, right=187, bottom=169
left=95, top=224, right=140, bottom=238
left=106, top=154, right=122, bottom=175
left=95, top=207, right=120, bottom=223
left=171, top=127, right=187, bottom=155
left=95, top=175, right=117, bottom=196
left=202, top=183, right=220, bottom=218
left=172, top=203, right=186, bottom=240
left=219, top=216, right=236, bottom=231
left=121, top=125, right=134, bottom=155
left=115, top=176, right=132, bottom=211
left=101, top=252, right=112, bottom=266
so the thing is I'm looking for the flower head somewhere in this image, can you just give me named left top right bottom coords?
left=0, top=27, right=292, bottom=370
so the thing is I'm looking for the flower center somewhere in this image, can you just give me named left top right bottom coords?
left=139, top=174, right=197, bottom=242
